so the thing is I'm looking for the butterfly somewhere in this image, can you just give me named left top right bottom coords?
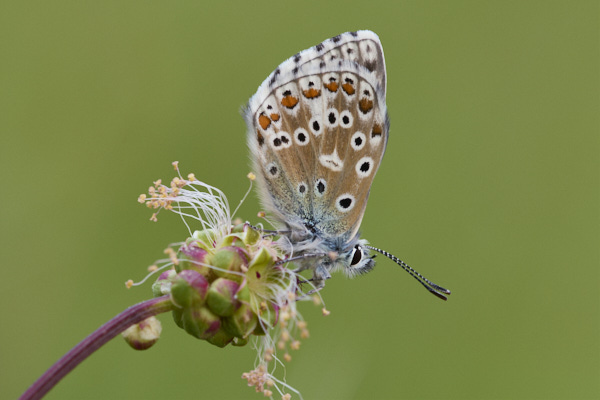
left=244, top=30, right=450, bottom=300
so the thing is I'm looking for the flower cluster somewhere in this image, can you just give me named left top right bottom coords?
left=131, top=163, right=323, bottom=399
left=151, top=223, right=294, bottom=349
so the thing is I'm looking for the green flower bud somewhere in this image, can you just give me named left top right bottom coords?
left=223, top=303, right=258, bottom=338
left=212, top=246, right=249, bottom=282
left=172, top=307, right=184, bottom=330
left=181, top=306, right=221, bottom=340
left=206, top=327, right=235, bottom=348
left=206, top=278, right=241, bottom=317
left=122, top=316, right=162, bottom=350
left=170, top=270, right=209, bottom=308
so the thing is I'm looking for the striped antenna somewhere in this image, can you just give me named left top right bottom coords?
left=366, top=245, right=451, bottom=301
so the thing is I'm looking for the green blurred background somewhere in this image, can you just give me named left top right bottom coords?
left=1, top=1, right=598, bottom=399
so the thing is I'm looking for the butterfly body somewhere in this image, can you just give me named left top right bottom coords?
left=244, top=31, right=389, bottom=289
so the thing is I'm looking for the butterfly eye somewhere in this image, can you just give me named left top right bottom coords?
left=350, top=245, right=363, bottom=266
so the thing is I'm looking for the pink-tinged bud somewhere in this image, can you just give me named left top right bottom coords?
left=223, top=303, right=258, bottom=339
left=206, top=278, right=241, bottom=317
left=122, top=316, right=162, bottom=350
left=206, top=328, right=235, bottom=348
left=212, top=246, right=249, bottom=282
left=182, top=306, right=221, bottom=340
left=151, top=269, right=177, bottom=297
left=170, top=270, right=209, bottom=308
left=178, top=241, right=211, bottom=274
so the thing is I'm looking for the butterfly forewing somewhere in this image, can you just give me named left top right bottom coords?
left=245, top=30, right=388, bottom=247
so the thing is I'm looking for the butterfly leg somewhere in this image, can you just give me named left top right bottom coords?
left=294, top=263, right=331, bottom=297
left=301, top=281, right=325, bottom=296
left=244, top=221, right=290, bottom=236
left=295, top=276, right=326, bottom=297
left=306, top=264, right=331, bottom=293
left=275, top=252, right=327, bottom=268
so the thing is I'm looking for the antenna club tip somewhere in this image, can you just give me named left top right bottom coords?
left=433, top=292, right=448, bottom=301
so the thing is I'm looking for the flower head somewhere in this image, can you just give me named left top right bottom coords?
left=133, top=163, right=323, bottom=398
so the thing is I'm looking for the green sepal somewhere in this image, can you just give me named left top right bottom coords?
left=235, top=283, right=251, bottom=303
left=258, top=302, right=279, bottom=330
left=218, top=234, right=245, bottom=248
left=232, top=223, right=246, bottom=233
left=243, top=225, right=261, bottom=245
left=246, top=247, right=278, bottom=296
left=222, top=303, right=258, bottom=338
left=232, top=336, right=249, bottom=347
left=151, top=269, right=177, bottom=297
left=192, top=229, right=217, bottom=250
left=248, top=246, right=274, bottom=270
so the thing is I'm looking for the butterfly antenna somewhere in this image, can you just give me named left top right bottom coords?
left=365, top=245, right=451, bottom=301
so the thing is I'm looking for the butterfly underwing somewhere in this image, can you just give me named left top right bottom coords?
left=244, top=30, right=450, bottom=300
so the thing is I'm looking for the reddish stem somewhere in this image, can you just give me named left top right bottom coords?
left=20, top=295, right=174, bottom=400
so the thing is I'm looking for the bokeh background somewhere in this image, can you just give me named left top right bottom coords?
left=1, top=1, right=597, bottom=399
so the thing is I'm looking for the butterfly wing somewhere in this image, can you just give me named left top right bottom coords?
left=245, top=30, right=389, bottom=246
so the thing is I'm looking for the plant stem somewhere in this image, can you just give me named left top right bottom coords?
left=20, top=295, right=174, bottom=400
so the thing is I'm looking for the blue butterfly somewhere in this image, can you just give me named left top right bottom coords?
left=244, top=31, right=450, bottom=300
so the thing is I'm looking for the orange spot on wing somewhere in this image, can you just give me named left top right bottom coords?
left=342, top=83, right=355, bottom=95
left=258, top=114, right=271, bottom=130
left=324, top=81, right=338, bottom=92
left=359, top=98, right=374, bottom=114
left=303, top=88, right=321, bottom=99
left=371, top=124, right=383, bottom=138
left=281, top=95, right=299, bottom=109
left=270, top=113, right=280, bottom=122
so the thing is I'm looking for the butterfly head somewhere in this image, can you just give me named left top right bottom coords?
left=281, top=231, right=376, bottom=289
left=342, top=239, right=376, bottom=277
